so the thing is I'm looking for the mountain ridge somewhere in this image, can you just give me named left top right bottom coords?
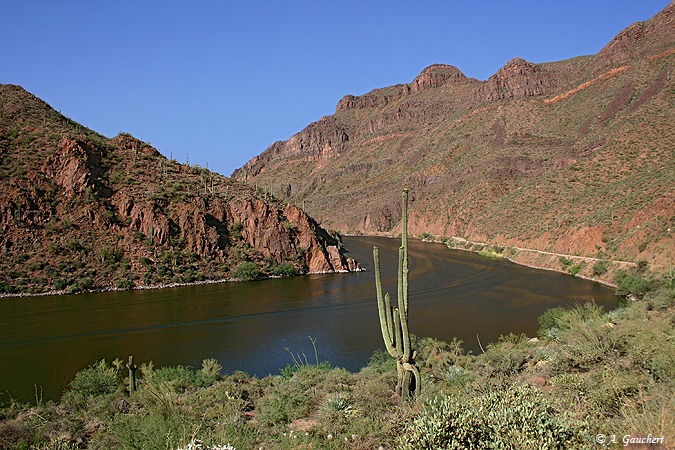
left=232, top=2, right=675, bottom=279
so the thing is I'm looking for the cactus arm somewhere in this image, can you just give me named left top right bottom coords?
left=374, top=246, right=398, bottom=357
left=384, top=292, right=394, bottom=345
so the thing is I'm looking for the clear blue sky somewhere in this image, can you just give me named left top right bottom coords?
left=1, top=1, right=670, bottom=176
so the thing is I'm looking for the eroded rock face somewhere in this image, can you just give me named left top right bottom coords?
left=0, top=84, right=360, bottom=294
left=336, top=85, right=411, bottom=111
left=472, top=58, right=553, bottom=101
left=410, top=64, right=467, bottom=92
left=593, top=2, right=675, bottom=72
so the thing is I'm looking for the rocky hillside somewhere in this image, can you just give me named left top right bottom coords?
left=233, top=3, right=675, bottom=275
left=0, top=85, right=359, bottom=295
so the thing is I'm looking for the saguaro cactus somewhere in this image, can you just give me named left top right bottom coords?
left=373, top=188, right=420, bottom=399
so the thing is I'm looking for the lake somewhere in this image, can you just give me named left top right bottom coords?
left=0, top=236, right=616, bottom=404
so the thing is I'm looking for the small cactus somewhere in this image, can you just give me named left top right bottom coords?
left=127, top=355, right=136, bottom=392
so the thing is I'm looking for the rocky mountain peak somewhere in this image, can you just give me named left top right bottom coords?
left=593, top=1, right=675, bottom=72
left=410, top=64, right=467, bottom=92
left=472, top=57, right=553, bottom=101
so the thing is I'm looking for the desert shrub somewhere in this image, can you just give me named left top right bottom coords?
left=549, top=303, right=617, bottom=372
left=230, top=221, right=243, bottom=240
left=230, top=261, right=260, bottom=281
left=115, top=278, right=133, bottom=290
left=645, top=285, right=675, bottom=310
left=480, top=332, right=534, bottom=376
left=199, top=358, right=222, bottom=384
left=614, top=307, right=675, bottom=382
left=269, top=262, right=297, bottom=277
left=62, top=360, right=120, bottom=409
left=258, top=363, right=332, bottom=426
left=613, top=270, right=653, bottom=297
left=399, top=383, right=590, bottom=449
left=568, top=264, right=581, bottom=276
left=105, top=406, right=188, bottom=450
left=257, top=377, right=312, bottom=425
left=151, top=365, right=201, bottom=392
left=538, top=306, right=567, bottom=338
left=99, top=245, right=123, bottom=266
left=592, top=260, right=608, bottom=276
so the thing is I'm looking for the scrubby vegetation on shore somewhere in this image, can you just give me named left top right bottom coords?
left=1, top=271, right=673, bottom=450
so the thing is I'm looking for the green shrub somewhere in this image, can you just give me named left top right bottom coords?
left=116, top=278, right=133, bottom=290
left=99, top=245, right=124, bottom=266
left=592, top=260, right=608, bottom=276
left=613, top=270, right=653, bottom=297
left=151, top=365, right=201, bottom=392
left=230, top=261, right=260, bottom=281
left=138, top=256, right=153, bottom=267
left=269, top=262, right=297, bottom=277
left=62, top=360, right=120, bottom=409
left=230, top=221, right=243, bottom=240
left=549, top=303, right=616, bottom=372
left=538, top=306, right=567, bottom=338
left=568, top=264, right=581, bottom=276
left=399, top=383, right=590, bottom=449
left=481, top=333, right=534, bottom=375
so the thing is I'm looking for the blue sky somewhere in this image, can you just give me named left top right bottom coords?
left=1, top=1, right=669, bottom=176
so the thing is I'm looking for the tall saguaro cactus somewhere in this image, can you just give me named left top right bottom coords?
left=373, top=189, right=420, bottom=399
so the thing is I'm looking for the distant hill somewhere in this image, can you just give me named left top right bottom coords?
left=0, top=85, right=359, bottom=295
left=233, top=3, right=674, bottom=275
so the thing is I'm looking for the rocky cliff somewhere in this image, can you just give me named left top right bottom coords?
left=0, top=85, right=359, bottom=295
left=233, top=3, right=675, bottom=275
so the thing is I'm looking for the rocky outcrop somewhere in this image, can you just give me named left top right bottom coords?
left=410, top=64, right=467, bottom=92
left=336, top=85, right=411, bottom=111
left=472, top=58, right=553, bottom=102
left=0, top=84, right=360, bottom=295
left=335, top=64, right=467, bottom=112
left=593, top=2, right=675, bottom=72
left=234, top=116, right=350, bottom=181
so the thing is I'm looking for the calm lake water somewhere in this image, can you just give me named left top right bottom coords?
left=0, top=236, right=616, bottom=403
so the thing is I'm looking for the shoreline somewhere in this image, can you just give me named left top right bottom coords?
left=2, top=231, right=624, bottom=299
left=0, top=267, right=365, bottom=300
left=346, top=232, right=628, bottom=289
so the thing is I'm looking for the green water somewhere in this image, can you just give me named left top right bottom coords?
left=0, top=236, right=616, bottom=403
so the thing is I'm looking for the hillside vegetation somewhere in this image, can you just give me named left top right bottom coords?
left=233, top=4, right=675, bottom=279
left=0, top=85, right=358, bottom=296
left=1, top=273, right=672, bottom=449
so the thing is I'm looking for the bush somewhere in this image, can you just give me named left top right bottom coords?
left=230, top=261, right=260, bottom=281
left=614, top=270, right=653, bottom=297
left=538, top=306, right=567, bottom=338
left=269, top=262, right=297, bottom=277
left=62, top=360, right=120, bottom=409
left=592, top=260, right=608, bottom=276
left=116, top=278, right=133, bottom=290
left=399, top=383, right=589, bottom=449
